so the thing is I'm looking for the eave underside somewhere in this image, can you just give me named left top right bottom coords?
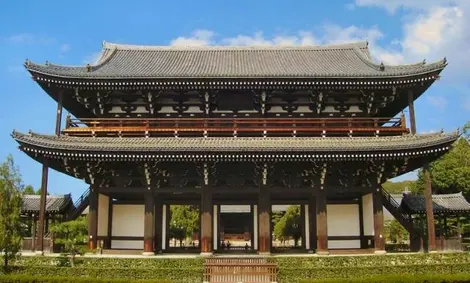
left=11, top=132, right=458, bottom=198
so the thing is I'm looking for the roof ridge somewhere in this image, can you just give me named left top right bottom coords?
left=102, top=40, right=369, bottom=51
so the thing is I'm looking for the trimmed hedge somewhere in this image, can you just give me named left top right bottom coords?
left=15, top=256, right=204, bottom=269
left=0, top=275, right=171, bottom=283
left=279, top=264, right=470, bottom=283
left=7, top=266, right=201, bottom=283
left=301, top=274, right=470, bottom=283
left=270, top=252, right=470, bottom=268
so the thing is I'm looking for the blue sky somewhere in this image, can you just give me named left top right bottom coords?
left=0, top=0, right=468, bottom=197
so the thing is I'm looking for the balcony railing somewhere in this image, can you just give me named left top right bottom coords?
left=63, top=117, right=408, bottom=137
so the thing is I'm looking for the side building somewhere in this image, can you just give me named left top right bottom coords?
left=13, top=41, right=458, bottom=255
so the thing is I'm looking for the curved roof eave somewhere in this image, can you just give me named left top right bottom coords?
left=23, top=41, right=448, bottom=81
left=11, top=130, right=460, bottom=153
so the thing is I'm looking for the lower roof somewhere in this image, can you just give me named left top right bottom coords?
left=12, top=131, right=458, bottom=154
left=401, top=192, right=470, bottom=214
left=22, top=194, right=72, bottom=214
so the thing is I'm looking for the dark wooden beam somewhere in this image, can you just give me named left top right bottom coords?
left=408, top=90, right=416, bottom=135
left=308, top=195, right=317, bottom=251
left=37, top=162, right=49, bottom=254
left=373, top=187, right=385, bottom=253
left=424, top=163, right=436, bottom=252
left=106, top=199, right=113, bottom=249
left=316, top=187, right=328, bottom=254
left=200, top=185, right=213, bottom=254
left=55, top=91, right=63, bottom=136
left=143, top=192, right=154, bottom=254
left=358, top=196, right=366, bottom=249
left=258, top=184, right=271, bottom=254
left=88, top=187, right=98, bottom=250
left=154, top=195, right=163, bottom=253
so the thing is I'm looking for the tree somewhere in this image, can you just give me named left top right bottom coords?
left=0, top=155, right=24, bottom=269
left=384, top=219, right=409, bottom=243
left=382, top=180, right=415, bottom=194
left=412, top=138, right=470, bottom=196
left=50, top=217, right=88, bottom=267
left=23, top=185, right=41, bottom=195
left=273, top=205, right=301, bottom=246
left=169, top=205, right=199, bottom=246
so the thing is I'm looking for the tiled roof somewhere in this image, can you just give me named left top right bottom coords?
left=22, top=194, right=72, bottom=214
left=24, top=41, right=447, bottom=79
left=401, top=192, right=470, bottom=213
left=11, top=131, right=458, bottom=153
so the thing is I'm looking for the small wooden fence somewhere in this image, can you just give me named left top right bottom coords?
left=204, top=257, right=278, bottom=283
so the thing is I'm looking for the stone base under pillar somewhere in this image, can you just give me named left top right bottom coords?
left=316, top=250, right=329, bottom=256
left=374, top=250, right=387, bottom=255
left=200, top=252, right=213, bottom=257
left=34, top=251, right=44, bottom=256
left=142, top=252, right=155, bottom=256
left=257, top=252, right=271, bottom=256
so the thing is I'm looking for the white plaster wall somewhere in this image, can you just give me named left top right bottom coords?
left=362, top=194, right=374, bottom=236
left=328, top=240, right=361, bottom=249
left=111, top=240, right=144, bottom=249
left=97, top=194, right=109, bottom=237
left=327, top=204, right=360, bottom=237
left=112, top=205, right=145, bottom=237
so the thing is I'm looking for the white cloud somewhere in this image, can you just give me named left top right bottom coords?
left=419, top=129, right=439, bottom=134
left=170, top=30, right=215, bottom=46
left=4, top=33, right=55, bottom=45
left=83, top=52, right=101, bottom=65
left=60, top=43, right=71, bottom=53
left=426, top=95, right=447, bottom=110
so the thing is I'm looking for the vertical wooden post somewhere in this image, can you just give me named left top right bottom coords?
left=300, top=204, right=306, bottom=249
left=373, top=187, right=386, bottom=253
left=424, top=163, right=436, bottom=252
left=200, top=186, right=213, bottom=254
left=106, top=199, right=113, bottom=249
left=316, top=187, right=328, bottom=254
left=88, top=187, right=98, bottom=250
left=358, top=196, right=366, bottom=249
left=154, top=196, right=163, bottom=253
left=408, top=90, right=417, bottom=135
left=308, top=195, right=317, bottom=252
left=31, top=215, right=36, bottom=252
left=258, top=185, right=271, bottom=254
left=55, top=91, right=63, bottom=136
left=37, top=162, right=49, bottom=255
left=143, top=192, right=155, bottom=255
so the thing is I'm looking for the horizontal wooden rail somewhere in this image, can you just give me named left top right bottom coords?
left=63, top=117, right=408, bottom=137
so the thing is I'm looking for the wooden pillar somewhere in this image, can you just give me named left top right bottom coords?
left=31, top=215, right=37, bottom=252
left=106, top=199, right=113, bottom=249
left=308, top=196, right=317, bottom=251
left=424, top=163, right=436, bottom=252
left=373, top=187, right=386, bottom=253
left=88, top=187, right=98, bottom=250
left=143, top=192, right=155, bottom=255
left=154, top=196, right=163, bottom=253
left=316, top=187, right=328, bottom=254
left=37, top=162, right=49, bottom=254
left=200, top=186, right=213, bottom=254
left=300, top=204, right=306, bottom=249
left=55, top=91, right=63, bottom=136
left=408, top=90, right=417, bottom=135
left=258, top=185, right=271, bottom=254
left=358, top=196, right=366, bottom=249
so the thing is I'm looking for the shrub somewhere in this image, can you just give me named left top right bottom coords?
left=300, top=274, right=470, bottom=283
left=0, top=275, right=171, bottom=283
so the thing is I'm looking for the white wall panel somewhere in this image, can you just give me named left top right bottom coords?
left=111, top=240, right=144, bottom=250
left=112, top=205, right=145, bottom=237
left=362, top=194, right=374, bottom=236
left=328, top=240, right=361, bottom=249
left=98, top=194, right=109, bottom=237
left=327, top=204, right=360, bottom=237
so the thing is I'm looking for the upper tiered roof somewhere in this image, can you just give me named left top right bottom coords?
left=25, top=41, right=447, bottom=79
